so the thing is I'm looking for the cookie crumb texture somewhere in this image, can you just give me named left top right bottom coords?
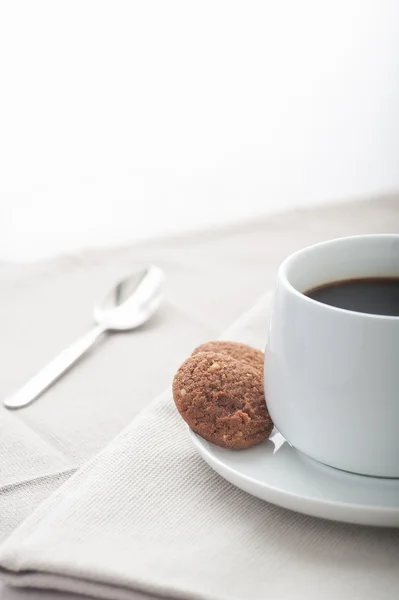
left=173, top=351, right=272, bottom=449
left=192, top=341, right=264, bottom=374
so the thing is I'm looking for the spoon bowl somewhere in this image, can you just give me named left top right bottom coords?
left=94, top=266, right=164, bottom=330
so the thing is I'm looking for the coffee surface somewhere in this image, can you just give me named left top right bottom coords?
left=306, top=277, right=399, bottom=316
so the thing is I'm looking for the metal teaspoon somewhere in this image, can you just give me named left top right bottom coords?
left=4, top=265, right=164, bottom=409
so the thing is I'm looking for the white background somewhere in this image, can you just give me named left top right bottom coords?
left=1, top=1, right=399, bottom=261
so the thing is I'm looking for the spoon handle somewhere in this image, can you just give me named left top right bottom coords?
left=3, top=325, right=106, bottom=409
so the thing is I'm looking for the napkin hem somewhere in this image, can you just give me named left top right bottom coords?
left=0, top=467, right=77, bottom=495
left=0, top=570, right=222, bottom=600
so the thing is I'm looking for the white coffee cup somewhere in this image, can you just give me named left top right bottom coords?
left=265, top=234, right=399, bottom=478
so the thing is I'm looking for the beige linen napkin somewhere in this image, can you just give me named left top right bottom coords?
left=0, top=293, right=398, bottom=600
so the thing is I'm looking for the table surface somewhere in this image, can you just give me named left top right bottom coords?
left=1, top=195, right=398, bottom=600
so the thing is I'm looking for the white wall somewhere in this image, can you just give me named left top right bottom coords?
left=1, top=1, right=399, bottom=260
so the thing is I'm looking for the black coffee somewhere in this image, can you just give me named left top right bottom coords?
left=306, top=277, right=399, bottom=316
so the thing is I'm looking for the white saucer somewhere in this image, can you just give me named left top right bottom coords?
left=189, top=428, right=399, bottom=527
